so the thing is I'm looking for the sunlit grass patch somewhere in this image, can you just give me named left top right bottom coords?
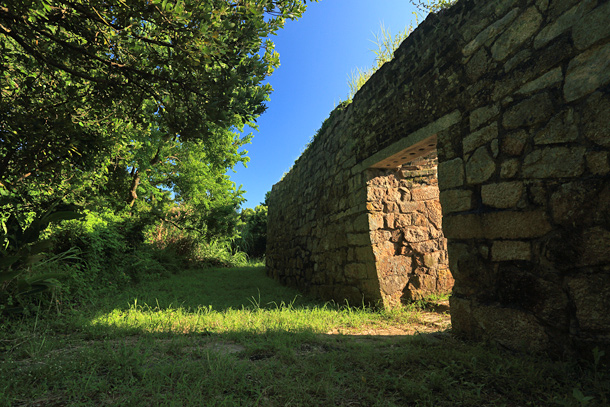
left=88, top=297, right=424, bottom=337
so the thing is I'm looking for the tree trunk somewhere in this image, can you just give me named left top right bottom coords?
left=127, top=169, right=140, bottom=207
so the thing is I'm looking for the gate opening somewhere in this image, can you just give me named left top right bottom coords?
left=366, top=135, right=453, bottom=308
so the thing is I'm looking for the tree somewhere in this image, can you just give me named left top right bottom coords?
left=235, top=204, right=267, bottom=259
left=0, top=0, right=312, bottom=217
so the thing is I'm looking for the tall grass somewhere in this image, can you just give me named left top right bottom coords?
left=347, top=23, right=414, bottom=100
left=347, top=0, right=457, bottom=100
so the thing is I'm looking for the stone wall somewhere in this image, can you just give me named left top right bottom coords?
left=266, top=0, right=610, bottom=357
left=367, top=154, right=453, bottom=308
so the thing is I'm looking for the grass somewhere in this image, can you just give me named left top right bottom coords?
left=1, top=266, right=608, bottom=406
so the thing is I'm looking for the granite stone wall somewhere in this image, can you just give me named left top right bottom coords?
left=266, top=0, right=610, bottom=356
left=367, top=154, right=453, bottom=308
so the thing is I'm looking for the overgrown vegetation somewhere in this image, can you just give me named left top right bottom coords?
left=347, top=0, right=456, bottom=100
left=1, top=267, right=608, bottom=406
left=0, top=0, right=306, bottom=312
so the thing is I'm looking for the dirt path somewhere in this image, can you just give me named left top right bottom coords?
left=326, top=301, right=451, bottom=338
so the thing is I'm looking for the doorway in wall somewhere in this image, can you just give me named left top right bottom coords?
left=366, top=135, right=453, bottom=308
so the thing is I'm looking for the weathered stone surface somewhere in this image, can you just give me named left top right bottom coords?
left=534, top=3, right=581, bottom=49
left=522, top=147, right=586, bottom=178
left=470, top=104, right=500, bottom=131
left=411, top=186, right=439, bottom=201
left=347, top=233, right=371, bottom=246
left=444, top=211, right=552, bottom=240
left=549, top=179, right=602, bottom=226
left=368, top=213, right=384, bottom=230
left=463, top=8, right=520, bottom=57
left=586, top=151, right=610, bottom=175
left=572, top=1, right=610, bottom=50
left=533, top=109, right=578, bottom=145
left=438, top=158, right=465, bottom=190
left=451, top=297, right=550, bottom=351
left=578, top=227, right=610, bottom=267
left=482, top=181, right=524, bottom=208
left=466, top=146, right=496, bottom=184
left=567, top=273, right=610, bottom=332
left=502, top=93, right=553, bottom=129
left=466, top=47, right=491, bottom=81
left=491, top=7, right=543, bottom=61
left=582, top=92, right=610, bottom=148
left=472, top=303, right=550, bottom=351
left=491, top=240, right=531, bottom=261
left=500, top=159, right=520, bottom=179
left=504, top=49, right=531, bottom=72
left=345, top=263, right=369, bottom=280
left=463, top=123, right=499, bottom=154
left=440, top=189, right=473, bottom=215
left=564, top=42, right=610, bottom=102
left=502, top=130, right=528, bottom=156
left=516, top=67, right=563, bottom=94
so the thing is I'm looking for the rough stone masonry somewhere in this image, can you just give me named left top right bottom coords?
left=266, top=0, right=610, bottom=358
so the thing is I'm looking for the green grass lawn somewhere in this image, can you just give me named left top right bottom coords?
left=1, top=266, right=608, bottom=406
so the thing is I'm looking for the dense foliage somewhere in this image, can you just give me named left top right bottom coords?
left=0, top=0, right=311, bottom=312
left=234, top=204, right=268, bottom=259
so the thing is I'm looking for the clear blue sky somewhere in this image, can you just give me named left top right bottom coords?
left=231, top=0, right=423, bottom=208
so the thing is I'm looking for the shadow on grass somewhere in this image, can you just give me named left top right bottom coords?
left=2, top=266, right=608, bottom=406
left=92, top=266, right=324, bottom=314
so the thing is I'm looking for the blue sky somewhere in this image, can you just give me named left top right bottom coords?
left=231, top=0, right=423, bottom=208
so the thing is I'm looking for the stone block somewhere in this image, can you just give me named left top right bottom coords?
left=440, top=189, right=473, bottom=215
left=384, top=213, right=395, bottom=229
left=502, top=130, right=528, bottom=156
left=411, top=186, right=439, bottom=201
left=586, top=151, right=610, bottom=175
left=502, top=93, right=553, bottom=129
left=471, top=302, right=550, bottom=352
left=438, top=158, right=465, bottom=190
left=582, top=92, right=610, bottom=148
left=466, top=47, right=492, bottom=83
left=504, top=49, right=531, bottom=73
left=491, top=7, right=543, bottom=61
left=481, top=181, right=524, bottom=208
left=516, top=67, right=563, bottom=94
left=466, top=146, right=496, bottom=184
left=564, top=42, right=610, bottom=102
left=443, top=210, right=552, bottom=240
left=399, top=201, right=425, bottom=213
left=463, top=8, right=520, bottom=57
left=578, top=226, right=610, bottom=267
left=355, top=247, right=375, bottom=263
left=534, top=3, right=581, bottom=49
left=367, top=201, right=383, bottom=212
left=523, top=147, right=586, bottom=178
left=463, top=123, right=499, bottom=154
left=500, top=159, right=520, bottom=179
left=370, top=230, right=392, bottom=245
left=567, top=273, right=610, bottom=332
left=347, top=233, right=371, bottom=246
left=367, top=186, right=386, bottom=202
left=470, top=105, right=500, bottom=131
left=394, top=214, right=411, bottom=228
left=403, top=226, right=430, bottom=243
left=368, top=213, right=384, bottom=230
left=533, top=109, right=578, bottom=145
left=423, top=252, right=440, bottom=268
left=572, top=1, right=610, bottom=51
left=491, top=240, right=532, bottom=261
left=383, top=202, right=397, bottom=213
